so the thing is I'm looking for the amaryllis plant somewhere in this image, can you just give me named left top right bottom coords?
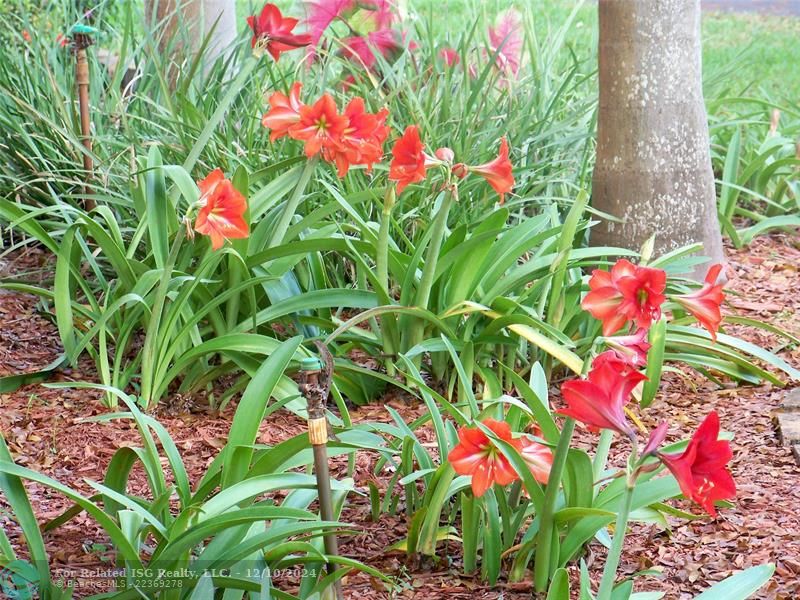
left=426, top=257, right=740, bottom=598
left=260, top=79, right=516, bottom=379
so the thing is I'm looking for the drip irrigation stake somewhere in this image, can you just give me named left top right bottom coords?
left=299, top=351, right=344, bottom=600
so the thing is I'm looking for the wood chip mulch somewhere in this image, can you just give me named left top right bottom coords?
left=0, top=233, right=798, bottom=599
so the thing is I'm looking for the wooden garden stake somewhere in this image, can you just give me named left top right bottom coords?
left=299, top=352, right=344, bottom=600
left=71, top=25, right=97, bottom=211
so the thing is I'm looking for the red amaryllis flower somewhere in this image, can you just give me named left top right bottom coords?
left=341, top=29, right=401, bottom=69
left=558, top=360, right=647, bottom=436
left=389, top=125, right=430, bottom=195
left=591, top=349, right=639, bottom=376
left=439, top=47, right=460, bottom=67
left=582, top=259, right=667, bottom=336
left=674, top=264, right=725, bottom=341
left=262, top=82, right=305, bottom=142
left=289, top=93, right=348, bottom=157
left=468, top=137, right=514, bottom=204
left=329, top=98, right=390, bottom=177
left=658, top=411, right=736, bottom=517
left=488, top=8, right=523, bottom=76
left=447, top=419, right=521, bottom=497
left=605, top=328, right=651, bottom=368
left=305, top=0, right=356, bottom=46
left=247, top=3, right=311, bottom=61
left=520, top=436, right=553, bottom=484
left=194, top=169, right=249, bottom=250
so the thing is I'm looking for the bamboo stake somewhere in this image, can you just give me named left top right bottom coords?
left=71, top=28, right=96, bottom=211
left=299, top=354, right=344, bottom=600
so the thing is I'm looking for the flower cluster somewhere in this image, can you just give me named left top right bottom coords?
left=447, top=419, right=552, bottom=497
left=262, top=83, right=390, bottom=177
left=440, top=259, right=733, bottom=515
left=247, top=3, right=515, bottom=198
left=581, top=258, right=725, bottom=340
left=389, top=126, right=515, bottom=202
left=555, top=258, right=734, bottom=516
left=305, top=0, right=400, bottom=69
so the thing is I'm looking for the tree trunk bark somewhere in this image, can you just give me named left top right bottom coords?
left=199, top=0, right=238, bottom=64
left=144, top=0, right=238, bottom=65
left=592, top=0, right=725, bottom=278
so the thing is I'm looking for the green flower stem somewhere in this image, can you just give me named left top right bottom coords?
left=182, top=57, right=259, bottom=173
left=377, top=188, right=395, bottom=289
left=377, top=188, right=397, bottom=376
left=533, top=417, right=576, bottom=592
left=267, top=157, right=318, bottom=248
left=596, top=481, right=635, bottom=600
left=593, top=429, right=614, bottom=494
left=140, top=226, right=186, bottom=408
left=405, top=187, right=457, bottom=356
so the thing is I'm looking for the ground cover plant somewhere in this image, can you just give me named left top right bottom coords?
left=0, top=0, right=798, bottom=599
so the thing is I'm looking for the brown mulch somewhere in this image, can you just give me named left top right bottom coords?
left=1, top=233, right=799, bottom=599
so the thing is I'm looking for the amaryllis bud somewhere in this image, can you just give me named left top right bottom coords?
left=452, top=163, right=468, bottom=179
left=435, top=147, right=455, bottom=163
left=643, top=422, right=668, bottom=456
left=769, top=108, right=780, bottom=136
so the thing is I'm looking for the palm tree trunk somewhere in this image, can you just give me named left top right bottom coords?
left=591, top=0, right=725, bottom=278
left=144, top=0, right=238, bottom=65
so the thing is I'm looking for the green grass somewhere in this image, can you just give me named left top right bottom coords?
left=702, top=11, right=800, bottom=101
left=236, top=0, right=800, bottom=103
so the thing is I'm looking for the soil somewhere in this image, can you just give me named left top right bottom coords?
left=1, top=232, right=799, bottom=599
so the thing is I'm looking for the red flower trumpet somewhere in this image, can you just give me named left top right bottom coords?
left=582, top=259, right=667, bottom=336
left=468, top=137, right=514, bottom=204
left=558, top=359, right=647, bottom=436
left=247, top=3, right=311, bottom=61
left=330, top=97, right=390, bottom=177
left=262, top=82, right=304, bottom=142
left=289, top=93, right=348, bottom=158
left=447, top=419, right=521, bottom=497
left=604, top=328, right=651, bottom=368
left=674, top=263, right=725, bottom=340
left=194, top=170, right=249, bottom=250
left=658, top=411, right=736, bottom=517
left=520, top=435, right=553, bottom=484
left=389, top=125, right=430, bottom=195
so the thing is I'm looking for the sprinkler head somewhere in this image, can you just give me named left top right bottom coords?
left=299, top=357, right=323, bottom=372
